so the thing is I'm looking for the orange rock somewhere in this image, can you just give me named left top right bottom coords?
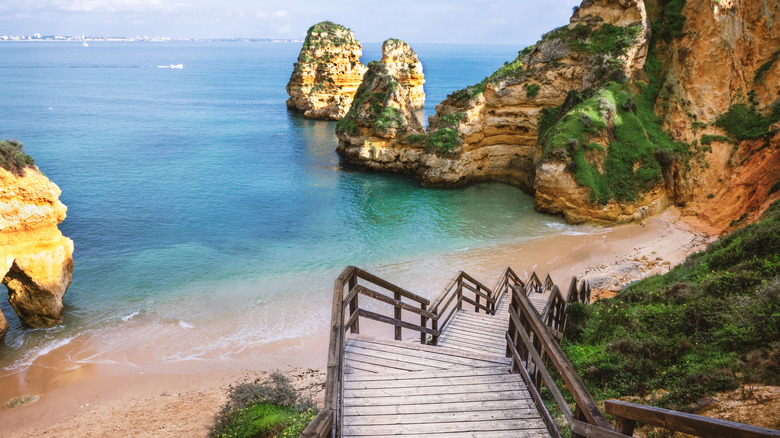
left=0, top=166, right=73, bottom=336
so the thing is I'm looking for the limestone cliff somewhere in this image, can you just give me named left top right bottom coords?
left=380, top=39, right=425, bottom=109
left=0, top=144, right=73, bottom=341
left=335, top=61, right=425, bottom=173
left=333, top=0, right=779, bottom=227
left=286, top=21, right=368, bottom=120
left=647, top=0, right=780, bottom=229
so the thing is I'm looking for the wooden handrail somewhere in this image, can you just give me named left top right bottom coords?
left=509, top=287, right=612, bottom=430
left=428, top=270, right=495, bottom=344
left=605, top=400, right=780, bottom=438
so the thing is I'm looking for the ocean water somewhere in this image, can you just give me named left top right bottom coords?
left=0, top=41, right=588, bottom=374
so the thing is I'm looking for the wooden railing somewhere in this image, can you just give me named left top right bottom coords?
left=505, top=284, right=780, bottom=438
left=429, top=270, right=496, bottom=345
left=319, top=266, right=436, bottom=437
left=491, top=266, right=524, bottom=310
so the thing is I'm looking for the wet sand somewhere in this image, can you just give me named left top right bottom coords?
left=0, top=207, right=714, bottom=437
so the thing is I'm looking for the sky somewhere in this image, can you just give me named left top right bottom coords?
left=1, top=0, right=579, bottom=45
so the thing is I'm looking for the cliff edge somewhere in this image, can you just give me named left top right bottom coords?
left=0, top=141, right=73, bottom=341
left=335, top=0, right=780, bottom=228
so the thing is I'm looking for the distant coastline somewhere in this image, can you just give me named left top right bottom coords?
left=0, top=35, right=303, bottom=43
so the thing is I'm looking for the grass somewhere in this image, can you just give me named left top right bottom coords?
left=427, top=128, right=460, bottom=155
left=524, top=83, right=540, bottom=98
left=700, top=134, right=734, bottom=145
left=564, top=200, right=780, bottom=411
left=210, top=371, right=316, bottom=438
left=541, top=82, right=685, bottom=203
left=336, top=61, right=411, bottom=138
left=753, top=50, right=778, bottom=84
left=301, top=21, right=357, bottom=51
left=567, top=24, right=642, bottom=56
left=0, top=139, right=35, bottom=176
left=716, top=100, right=780, bottom=141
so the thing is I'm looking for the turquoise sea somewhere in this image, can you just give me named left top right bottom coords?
left=0, top=41, right=590, bottom=374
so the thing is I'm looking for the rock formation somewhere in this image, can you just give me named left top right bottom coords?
left=0, top=145, right=73, bottom=341
left=286, top=21, right=369, bottom=120
left=334, top=0, right=780, bottom=228
left=380, top=39, right=425, bottom=109
left=336, top=61, right=426, bottom=173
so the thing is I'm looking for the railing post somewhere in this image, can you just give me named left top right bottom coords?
left=348, top=276, right=358, bottom=334
left=420, top=303, right=428, bottom=345
left=457, top=283, right=463, bottom=311
left=394, top=291, right=402, bottom=341
left=475, top=284, right=481, bottom=313
left=614, top=416, right=636, bottom=436
left=432, top=317, right=439, bottom=346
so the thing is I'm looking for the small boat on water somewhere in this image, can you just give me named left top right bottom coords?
left=82, top=41, right=89, bottom=47
left=156, top=64, right=184, bottom=69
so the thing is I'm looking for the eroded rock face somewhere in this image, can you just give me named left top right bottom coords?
left=286, top=21, right=368, bottom=120
left=380, top=39, right=425, bottom=109
left=336, top=61, right=425, bottom=173
left=0, top=167, right=73, bottom=340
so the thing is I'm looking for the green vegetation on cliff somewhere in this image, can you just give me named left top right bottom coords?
left=541, top=82, right=686, bottom=204
left=210, top=372, right=316, bottom=438
left=716, top=99, right=780, bottom=141
left=0, top=140, right=36, bottom=176
left=336, top=61, right=412, bottom=137
left=564, top=200, right=780, bottom=410
left=537, top=0, right=694, bottom=204
left=301, top=21, right=358, bottom=51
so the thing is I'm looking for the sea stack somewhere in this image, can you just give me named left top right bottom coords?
left=335, top=61, right=426, bottom=173
left=286, top=21, right=368, bottom=120
left=380, top=39, right=425, bottom=109
left=0, top=140, right=73, bottom=341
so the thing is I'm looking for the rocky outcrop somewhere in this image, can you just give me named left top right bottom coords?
left=0, top=163, right=73, bottom=341
left=336, top=61, right=425, bottom=173
left=334, top=0, right=779, bottom=227
left=380, top=39, right=425, bottom=109
left=286, top=21, right=368, bottom=120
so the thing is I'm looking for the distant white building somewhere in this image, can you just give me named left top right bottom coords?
left=34, top=33, right=41, bottom=39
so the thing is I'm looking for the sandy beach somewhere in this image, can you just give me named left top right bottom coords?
left=0, top=207, right=715, bottom=437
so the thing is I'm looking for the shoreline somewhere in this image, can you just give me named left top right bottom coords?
left=0, top=207, right=715, bottom=437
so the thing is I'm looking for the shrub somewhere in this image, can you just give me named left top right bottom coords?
left=563, top=200, right=780, bottom=410
left=715, top=101, right=780, bottom=141
left=210, top=371, right=316, bottom=438
left=524, top=83, right=541, bottom=98
left=428, top=128, right=460, bottom=155
left=0, top=140, right=35, bottom=176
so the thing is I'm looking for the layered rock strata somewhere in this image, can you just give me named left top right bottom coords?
left=0, top=166, right=73, bottom=341
left=334, top=0, right=780, bottom=227
left=380, top=39, right=426, bottom=109
left=336, top=61, right=425, bottom=173
left=286, top=21, right=368, bottom=120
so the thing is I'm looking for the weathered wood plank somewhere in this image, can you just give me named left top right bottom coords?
left=437, top=338, right=506, bottom=356
left=345, top=380, right=526, bottom=398
left=343, top=408, right=543, bottom=426
left=371, top=430, right=549, bottom=438
left=605, top=400, right=780, bottom=438
left=342, top=389, right=532, bottom=406
left=347, top=340, right=508, bottom=368
left=343, top=399, right=536, bottom=416
left=441, top=321, right=506, bottom=340
left=343, top=366, right=510, bottom=381
left=344, top=373, right=525, bottom=390
left=439, top=330, right=506, bottom=348
left=346, top=344, right=462, bottom=370
left=346, top=352, right=438, bottom=372
left=341, top=417, right=548, bottom=435
left=349, top=334, right=511, bottom=365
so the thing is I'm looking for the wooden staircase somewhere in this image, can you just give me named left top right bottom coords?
left=301, top=266, right=780, bottom=438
